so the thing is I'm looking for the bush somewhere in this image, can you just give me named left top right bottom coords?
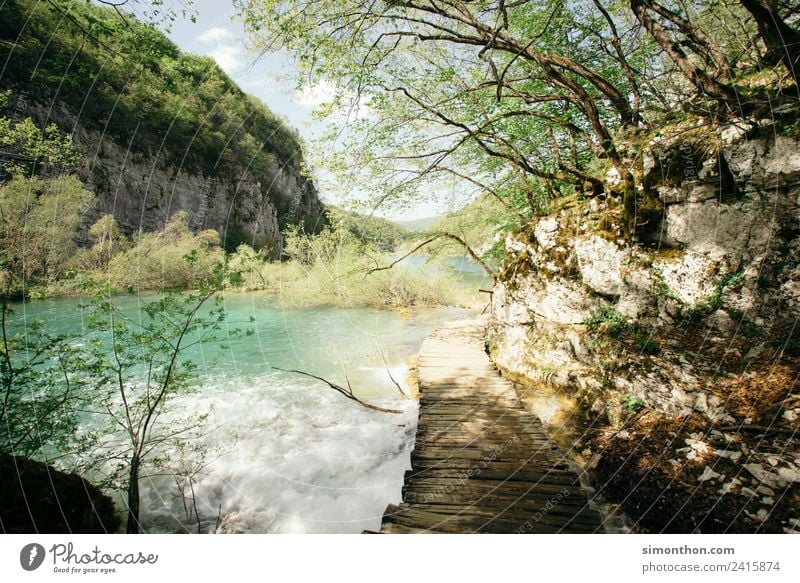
left=622, top=393, right=646, bottom=414
left=279, top=224, right=463, bottom=308
left=635, top=334, right=661, bottom=355
left=0, top=175, right=94, bottom=287
left=585, top=307, right=628, bottom=337
left=103, top=212, right=223, bottom=291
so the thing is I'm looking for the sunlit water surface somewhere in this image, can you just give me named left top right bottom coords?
left=15, top=289, right=475, bottom=533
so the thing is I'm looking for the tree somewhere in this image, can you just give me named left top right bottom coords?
left=75, top=265, right=241, bottom=533
left=86, top=214, right=127, bottom=271
left=81, top=0, right=198, bottom=30
left=0, top=91, right=93, bottom=466
left=0, top=296, right=86, bottom=459
left=0, top=175, right=95, bottom=289
left=0, top=93, right=93, bottom=291
left=104, top=212, right=223, bottom=291
left=237, top=1, right=644, bottom=214
left=0, top=92, right=83, bottom=178
left=236, top=1, right=791, bottom=235
left=738, top=0, right=800, bottom=89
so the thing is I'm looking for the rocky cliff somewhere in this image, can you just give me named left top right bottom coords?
left=488, top=119, right=800, bottom=533
left=0, top=0, right=325, bottom=253
left=26, top=102, right=325, bottom=254
left=69, top=105, right=324, bottom=253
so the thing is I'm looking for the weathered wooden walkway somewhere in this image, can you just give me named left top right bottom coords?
left=378, top=319, right=605, bottom=533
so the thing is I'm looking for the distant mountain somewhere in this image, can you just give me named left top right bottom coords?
left=394, top=216, right=443, bottom=232
left=322, top=207, right=404, bottom=251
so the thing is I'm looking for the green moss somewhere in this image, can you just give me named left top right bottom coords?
left=585, top=307, right=628, bottom=337
left=635, top=334, right=661, bottom=355
left=621, top=393, right=646, bottom=413
left=728, top=307, right=744, bottom=321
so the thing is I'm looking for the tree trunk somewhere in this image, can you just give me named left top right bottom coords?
left=739, top=0, right=800, bottom=89
left=630, top=0, right=742, bottom=109
left=126, top=453, right=141, bottom=534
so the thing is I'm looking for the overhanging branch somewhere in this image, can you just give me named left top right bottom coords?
left=366, top=232, right=496, bottom=281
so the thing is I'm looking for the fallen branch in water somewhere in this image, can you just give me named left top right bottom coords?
left=272, top=367, right=404, bottom=414
left=377, top=345, right=409, bottom=400
left=366, top=232, right=495, bottom=281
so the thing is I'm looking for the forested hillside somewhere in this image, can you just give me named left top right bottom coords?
left=0, top=0, right=324, bottom=252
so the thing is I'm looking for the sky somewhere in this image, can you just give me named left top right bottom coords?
left=155, top=0, right=455, bottom=221
left=163, top=1, right=319, bottom=139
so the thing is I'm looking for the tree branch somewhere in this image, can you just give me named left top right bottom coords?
left=366, top=232, right=495, bottom=280
left=272, top=367, right=404, bottom=414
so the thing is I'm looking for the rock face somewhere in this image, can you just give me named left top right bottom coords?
left=574, top=235, right=626, bottom=297
left=0, top=454, right=120, bottom=533
left=36, top=103, right=325, bottom=254
left=0, top=0, right=326, bottom=253
left=488, top=120, right=800, bottom=533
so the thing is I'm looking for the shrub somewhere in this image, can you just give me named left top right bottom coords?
left=635, top=334, right=661, bottom=355
left=279, top=223, right=463, bottom=308
left=103, top=213, right=223, bottom=290
left=0, top=175, right=94, bottom=287
left=585, top=307, right=628, bottom=337
left=622, top=393, right=646, bottom=413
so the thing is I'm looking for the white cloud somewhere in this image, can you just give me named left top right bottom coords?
left=296, top=80, right=373, bottom=121
left=297, top=80, right=337, bottom=108
left=194, top=27, right=243, bottom=74
left=197, top=27, right=234, bottom=44
left=208, top=45, right=243, bottom=74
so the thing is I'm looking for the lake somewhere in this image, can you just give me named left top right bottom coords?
left=10, top=286, right=477, bottom=533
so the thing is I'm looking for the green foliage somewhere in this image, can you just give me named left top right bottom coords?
left=653, top=279, right=683, bottom=304
left=70, top=277, right=231, bottom=532
left=621, top=393, right=646, bottom=414
left=78, top=0, right=198, bottom=30
left=0, top=175, right=94, bottom=288
left=681, top=270, right=745, bottom=325
left=2, top=246, right=242, bottom=531
left=727, top=306, right=744, bottom=322
left=0, top=0, right=303, bottom=183
left=635, top=334, right=661, bottom=356
left=281, top=222, right=463, bottom=308
left=0, top=300, right=88, bottom=458
left=782, top=118, right=800, bottom=137
left=586, top=307, right=628, bottom=337
left=103, top=213, right=223, bottom=291
left=426, top=193, right=526, bottom=265
left=327, top=206, right=406, bottom=252
left=78, top=214, right=128, bottom=272
left=237, top=0, right=792, bottom=239
left=777, top=337, right=800, bottom=357
left=0, top=103, right=82, bottom=177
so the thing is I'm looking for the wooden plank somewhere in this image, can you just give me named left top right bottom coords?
left=377, top=319, right=604, bottom=534
left=387, top=503, right=603, bottom=533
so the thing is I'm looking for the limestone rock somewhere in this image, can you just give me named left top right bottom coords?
left=707, top=309, right=735, bottom=334
left=533, top=217, right=559, bottom=250
left=34, top=103, right=325, bottom=253
left=698, top=466, right=721, bottom=482
left=574, top=235, right=626, bottom=297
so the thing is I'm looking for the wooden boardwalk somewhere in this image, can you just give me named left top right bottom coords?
left=378, top=319, right=605, bottom=533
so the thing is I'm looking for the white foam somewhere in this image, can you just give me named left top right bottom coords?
left=139, top=371, right=418, bottom=533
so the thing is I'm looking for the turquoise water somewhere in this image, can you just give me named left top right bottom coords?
left=398, top=254, right=492, bottom=292
left=11, top=291, right=472, bottom=533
